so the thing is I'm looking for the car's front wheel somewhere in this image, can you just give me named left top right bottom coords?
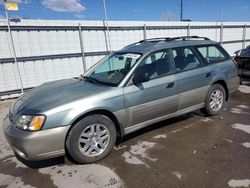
left=66, top=114, right=117, bottom=164
left=202, top=84, right=226, bottom=116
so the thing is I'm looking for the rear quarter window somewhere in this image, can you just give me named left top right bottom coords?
left=196, top=45, right=230, bottom=64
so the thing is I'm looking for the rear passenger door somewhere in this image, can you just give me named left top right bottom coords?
left=171, top=46, right=212, bottom=110
left=124, top=49, right=178, bottom=128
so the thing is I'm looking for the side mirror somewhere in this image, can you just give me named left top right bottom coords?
left=132, top=67, right=149, bottom=85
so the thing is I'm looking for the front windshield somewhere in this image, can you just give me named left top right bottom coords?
left=84, top=52, right=141, bottom=86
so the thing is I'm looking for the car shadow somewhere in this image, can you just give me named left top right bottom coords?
left=15, top=153, right=66, bottom=169
left=120, top=110, right=205, bottom=143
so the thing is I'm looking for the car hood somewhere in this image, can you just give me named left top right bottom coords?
left=10, top=78, right=111, bottom=116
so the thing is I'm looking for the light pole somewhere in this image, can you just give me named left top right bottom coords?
left=102, top=0, right=111, bottom=52
left=4, top=0, right=24, bottom=94
left=180, top=0, right=183, bottom=21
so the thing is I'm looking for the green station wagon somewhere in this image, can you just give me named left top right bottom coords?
left=3, top=36, right=239, bottom=164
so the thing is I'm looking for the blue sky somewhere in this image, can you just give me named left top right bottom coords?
left=0, top=0, right=249, bottom=21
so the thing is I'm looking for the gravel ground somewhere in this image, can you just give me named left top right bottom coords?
left=0, top=85, right=249, bottom=188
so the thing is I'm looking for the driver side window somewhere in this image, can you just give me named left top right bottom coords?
left=138, top=49, right=171, bottom=80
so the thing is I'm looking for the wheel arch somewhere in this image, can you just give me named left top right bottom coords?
left=65, top=109, right=124, bottom=144
left=211, top=80, right=229, bottom=101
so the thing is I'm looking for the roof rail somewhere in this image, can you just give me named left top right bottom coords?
left=169, top=36, right=210, bottom=41
left=123, top=36, right=210, bottom=49
left=138, top=35, right=210, bottom=43
left=138, top=37, right=172, bottom=43
left=124, top=37, right=171, bottom=48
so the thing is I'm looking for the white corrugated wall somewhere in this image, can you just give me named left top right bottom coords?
left=0, top=19, right=249, bottom=98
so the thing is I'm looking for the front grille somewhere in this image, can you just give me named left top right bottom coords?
left=245, top=63, right=250, bottom=70
left=238, top=59, right=250, bottom=70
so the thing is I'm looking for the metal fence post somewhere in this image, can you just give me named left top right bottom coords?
left=103, top=20, right=110, bottom=53
left=143, top=24, right=147, bottom=40
left=242, top=24, right=246, bottom=49
left=103, top=0, right=111, bottom=52
left=220, top=22, right=223, bottom=45
left=78, top=23, right=86, bottom=72
left=5, top=3, right=24, bottom=94
left=187, top=24, right=190, bottom=37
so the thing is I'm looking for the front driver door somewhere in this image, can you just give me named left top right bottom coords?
left=123, top=49, right=178, bottom=133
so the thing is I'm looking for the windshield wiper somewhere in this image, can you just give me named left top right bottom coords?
left=79, top=75, right=101, bottom=84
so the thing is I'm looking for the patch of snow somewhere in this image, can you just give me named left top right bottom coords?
left=153, top=134, right=167, bottom=139
left=230, top=108, right=250, bottom=115
left=236, top=104, right=250, bottom=110
left=129, top=141, right=157, bottom=162
left=122, top=141, right=157, bottom=167
left=122, top=151, right=148, bottom=167
left=241, top=142, right=250, bottom=148
left=172, top=171, right=182, bottom=180
left=232, top=123, right=250, bottom=134
left=171, top=124, right=197, bottom=134
left=228, top=179, right=250, bottom=188
left=201, top=118, right=213, bottom=122
left=238, top=85, right=250, bottom=94
left=224, top=138, right=234, bottom=143
left=39, top=164, right=124, bottom=188
left=0, top=140, right=13, bottom=159
left=172, top=128, right=182, bottom=133
left=113, top=145, right=127, bottom=151
left=0, top=173, right=34, bottom=188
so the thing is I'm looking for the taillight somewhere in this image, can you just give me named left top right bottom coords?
left=232, top=59, right=238, bottom=68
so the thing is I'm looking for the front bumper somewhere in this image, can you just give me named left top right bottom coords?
left=3, top=116, right=70, bottom=161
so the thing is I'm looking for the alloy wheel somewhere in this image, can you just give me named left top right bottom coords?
left=78, top=124, right=110, bottom=157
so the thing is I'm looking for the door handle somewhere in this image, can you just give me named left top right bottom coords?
left=166, top=82, right=175, bottom=88
left=205, top=72, right=212, bottom=77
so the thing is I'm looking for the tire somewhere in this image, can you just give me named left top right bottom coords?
left=66, top=114, right=117, bottom=164
left=201, top=84, right=226, bottom=116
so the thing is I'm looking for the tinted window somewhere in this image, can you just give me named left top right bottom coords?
left=172, top=47, right=203, bottom=72
left=137, top=50, right=171, bottom=80
left=197, top=45, right=227, bottom=63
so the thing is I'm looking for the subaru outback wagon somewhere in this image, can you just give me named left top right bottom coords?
left=3, top=36, right=239, bottom=164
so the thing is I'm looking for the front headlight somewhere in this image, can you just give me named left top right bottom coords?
left=15, top=115, right=46, bottom=131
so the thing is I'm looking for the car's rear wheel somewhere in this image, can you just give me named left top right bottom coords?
left=201, top=84, right=226, bottom=116
left=66, top=114, right=117, bottom=164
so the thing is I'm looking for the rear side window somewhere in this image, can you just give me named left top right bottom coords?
left=172, top=47, right=203, bottom=73
left=196, top=45, right=228, bottom=64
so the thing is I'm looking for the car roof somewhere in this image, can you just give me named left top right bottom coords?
left=119, top=36, right=218, bottom=54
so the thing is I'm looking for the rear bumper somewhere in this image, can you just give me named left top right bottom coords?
left=3, top=116, right=70, bottom=161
